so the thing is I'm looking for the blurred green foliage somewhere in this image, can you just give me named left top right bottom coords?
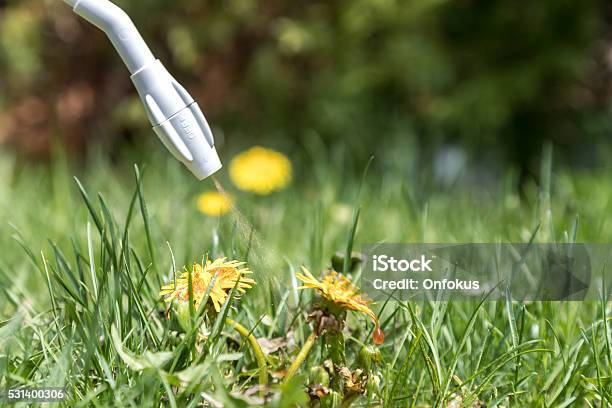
left=0, top=0, right=611, bottom=172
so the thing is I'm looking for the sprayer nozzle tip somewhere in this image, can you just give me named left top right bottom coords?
left=189, top=146, right=222, bottom=180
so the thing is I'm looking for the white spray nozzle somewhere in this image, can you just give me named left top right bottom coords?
left=63, top=0, right=222, bottom=180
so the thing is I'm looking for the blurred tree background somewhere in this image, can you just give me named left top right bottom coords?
left=0, top=0, right=611, bottom=180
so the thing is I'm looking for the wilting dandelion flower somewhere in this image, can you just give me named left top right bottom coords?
left=229, top=146, right=292, bottom=194
left=297, top=267, right=384, bottom=344
left=196, top=191, right=233, bottom=216
left=159, top=258, right=255, bottom=312
left=283, top=267, right=383, bottom=386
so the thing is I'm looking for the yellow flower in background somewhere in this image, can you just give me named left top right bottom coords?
left=196, top=191, right=232, bottom=216
left=229, top=146, right=292, bottom=195
left=159, top=258, right=255, bottom=312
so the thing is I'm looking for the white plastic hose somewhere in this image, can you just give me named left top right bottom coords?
left=62, top=0, right=222, bottom=180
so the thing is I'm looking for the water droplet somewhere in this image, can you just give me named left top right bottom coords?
left=373, top=325, right=384, bottom=345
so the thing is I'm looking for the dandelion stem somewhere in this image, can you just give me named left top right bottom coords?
left=341, top=391, right=360, bottom=408
left=226, top=318, right=268, bottom=396
left=283, top=330, right=319, bottom=385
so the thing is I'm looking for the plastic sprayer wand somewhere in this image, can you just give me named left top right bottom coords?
left=62, top=0, right=222, bottom=180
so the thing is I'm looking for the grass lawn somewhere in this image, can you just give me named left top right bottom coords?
left=0, top=142, right=610, bottom=407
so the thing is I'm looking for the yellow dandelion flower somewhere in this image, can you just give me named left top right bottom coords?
left=297, top=267, right=384, bottom=344
left=196, top=191, right=233, bottom=216
left=229, top=146, right=292, bottom=195
left=159, top=258, right=255, bottom=312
